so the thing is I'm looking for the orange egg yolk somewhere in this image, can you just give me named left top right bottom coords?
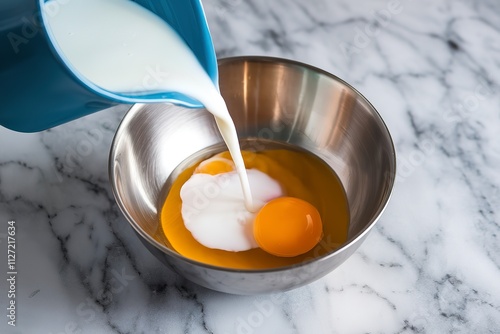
left=194, top=157, right=235, bottom=175
left=253, top=197, right=323, bottom=257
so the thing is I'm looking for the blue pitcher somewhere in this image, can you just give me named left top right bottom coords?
left=0, top=0, right=217, bottom=132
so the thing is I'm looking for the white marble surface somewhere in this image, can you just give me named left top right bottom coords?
left=1, top=0, right=500, bottom=333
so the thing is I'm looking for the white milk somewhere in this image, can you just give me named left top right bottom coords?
left=181, top=169, right=283, bottom=251
left=44, top=0, right=255, bottom=210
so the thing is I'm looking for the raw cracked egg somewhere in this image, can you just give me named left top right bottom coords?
left=159, top=149, right=350, bottom=270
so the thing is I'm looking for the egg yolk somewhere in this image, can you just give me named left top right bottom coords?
left=253, top=197, right=323, bottom=257
left=194, top=157, right=235, bottom=175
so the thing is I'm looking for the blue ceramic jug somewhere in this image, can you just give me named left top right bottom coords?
left=0, top=0, right=217, bottom=132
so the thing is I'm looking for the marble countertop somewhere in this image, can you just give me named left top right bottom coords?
left=1, top=0, right=500, bottom=333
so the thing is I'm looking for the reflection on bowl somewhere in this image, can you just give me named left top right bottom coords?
left=109, top=56, right=396, bottom=295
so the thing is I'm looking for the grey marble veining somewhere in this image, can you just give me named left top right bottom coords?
left=1, top=0, right=500, bottom=333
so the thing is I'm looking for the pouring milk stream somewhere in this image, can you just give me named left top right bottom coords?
left=44, top=0, right=256, bottom=211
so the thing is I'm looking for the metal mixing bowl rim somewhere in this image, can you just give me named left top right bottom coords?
left=108, top=55, right=397, bottom=274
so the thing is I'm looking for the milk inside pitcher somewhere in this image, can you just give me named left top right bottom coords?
left=0, top=0, right=217, bottom=132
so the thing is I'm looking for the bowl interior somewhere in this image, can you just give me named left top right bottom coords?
left=110, top=57, right=396, bottom=269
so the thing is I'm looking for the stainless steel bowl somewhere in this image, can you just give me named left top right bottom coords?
left=109, top=56, right=396, bottom=295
